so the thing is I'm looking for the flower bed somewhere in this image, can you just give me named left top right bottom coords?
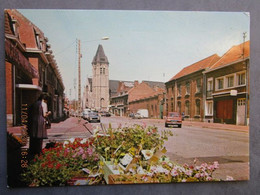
left=21, top=138, right=102, bottom=187
left=21, top=125, right=231, bottom=186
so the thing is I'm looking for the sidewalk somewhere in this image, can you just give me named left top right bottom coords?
left=144, top=118, right=249, bottom=133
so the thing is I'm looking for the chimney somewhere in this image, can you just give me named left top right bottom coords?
left=134, top=80, right=139, bottom=87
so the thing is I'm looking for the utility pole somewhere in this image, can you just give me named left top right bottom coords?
left=243, top=32, right=247, bottom=59
left=78, top=39, right=82, bottom=122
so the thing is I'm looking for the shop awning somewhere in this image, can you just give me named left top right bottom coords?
left=16, top=84, right=42, bottom=91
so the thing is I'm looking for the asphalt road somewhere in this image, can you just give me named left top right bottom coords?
left=47, top=116, right=249, bottom=181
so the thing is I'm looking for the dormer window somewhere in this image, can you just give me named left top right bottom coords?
left=11, top=18, right=19, bottom=38
left=34, top=28, right=42, bottom=50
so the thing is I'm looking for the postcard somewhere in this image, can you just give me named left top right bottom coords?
left=5, top=9, right=249, bottom=187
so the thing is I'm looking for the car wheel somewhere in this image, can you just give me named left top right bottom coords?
left=165, top=123, right=168, bottom=128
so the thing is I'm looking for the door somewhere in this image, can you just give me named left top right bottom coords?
left=216, top=99, right=233, bottom=123
left=237, top=98, right=246, bottom=125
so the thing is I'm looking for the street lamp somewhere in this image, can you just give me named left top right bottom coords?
left=101, top=37, right=109, bottom=40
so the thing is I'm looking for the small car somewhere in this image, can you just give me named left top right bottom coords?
left=87, top=111, right=100, bottom=123
left=100, top=111, right=111, bottom=117
left=165, top=112, right=182, bottom=128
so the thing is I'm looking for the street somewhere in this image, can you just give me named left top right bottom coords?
left=44, top=116, right=249, bottom=181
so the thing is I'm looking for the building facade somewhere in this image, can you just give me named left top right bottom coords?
left=165, top=54, right=220, bottom=121
left=204, top=41, right=250, bottom=125
left=5, top=9, right=65, bottom=126
left=128, top=81, right=165, bottom=118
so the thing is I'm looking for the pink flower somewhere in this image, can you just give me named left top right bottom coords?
left=185, top=169, right=192, bottom=176
left=82, top=153, right=86, bottom=160
left=194, top=173, right=201, bottom=178
left=87, top=148, right=93, bottom=156
left=171, top=170, right=178, bottom=177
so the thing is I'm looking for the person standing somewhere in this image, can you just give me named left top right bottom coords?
left=42, top=95, right=51, bottom=129
left=28, top=94, right=48, bottom=158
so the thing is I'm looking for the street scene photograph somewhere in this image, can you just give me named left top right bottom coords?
left=5, top=9, right=250, bottom=187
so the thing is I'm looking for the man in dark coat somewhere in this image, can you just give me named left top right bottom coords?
left=28, top=94, right=48, bottom=158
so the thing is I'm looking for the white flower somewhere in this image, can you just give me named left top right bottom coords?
left=213, top=161, right=219, bottom=169
left=80, top=138, right=87, bottom=144
left=63, top=140, right=69, bottom=147
left=68, top=138, right=75, bottom=143
left=226, top=176, right=234, bottom=181
left=182, top=179, right=187, bottom=182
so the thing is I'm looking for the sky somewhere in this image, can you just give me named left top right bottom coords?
left=18, top=9, right=250, bottom=99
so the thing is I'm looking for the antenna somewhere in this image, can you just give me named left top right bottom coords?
left=243, top=32, right=247, bottom=59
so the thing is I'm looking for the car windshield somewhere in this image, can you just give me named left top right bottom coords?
left=90, top=112, right=98, bottom=116
left=169, top=113, right=179, bottom=117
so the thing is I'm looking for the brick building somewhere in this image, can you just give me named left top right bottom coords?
left=165, top=54, right=220, bottom=121
left=204, top=41, right=250, bottom=125
left=128, top=81, right=166, bottom=118
left=110, top=81, right=134, bottom=116
left=5, top=9, right=65, bottom=126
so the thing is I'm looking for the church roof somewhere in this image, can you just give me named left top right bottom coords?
left=92, top=44, right=109, bottom=64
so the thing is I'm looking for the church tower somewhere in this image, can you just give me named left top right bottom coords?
left=92, top=44, right=109, bottom=111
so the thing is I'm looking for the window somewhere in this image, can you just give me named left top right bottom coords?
left=186, top=81, right=190, bottom=95
left=171, top=102, right=174, bottom=112
left=103, top=68, right=105, bottom=74
left=237, top=72, right=246, bottom=85
left=196, top=78, right=201, bottom=93
left=177, top=102, right=181, bottom=114
left=227, top=75, right=234, bottom=88
left=216, top=78, right=224, bottom=90
left=177, top=84, right=181, bottom=96
left=100, top=68, right=102, bottom=74
left=185, top=101, right=190, bottom=116
left=206, top=101, right=213, bottom=115
left=195, top=99, right=200, bottom=115
left=207, top=78, right=213, bottom=91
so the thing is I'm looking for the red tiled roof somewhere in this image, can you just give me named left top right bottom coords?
left=128, top=82, right=165, bottom=102
left=209, top=41, right=250, bottom=70
left=6, top=9, right=43, bottom=49
left=128, top=82, right=155, bottom=102
left=168, top=54, right=220, bottom=81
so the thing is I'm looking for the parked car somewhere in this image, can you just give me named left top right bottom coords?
left=165, top=112, right=182, bottom=128
left=82, top=109, right=91, bottom=120
left=100, top=111, right=111, bottom=117
left=137, top=109, right=149, bottom=118
left=132, top=113, right=141, bottom=119
left=87, top=111, right=100, bottom=123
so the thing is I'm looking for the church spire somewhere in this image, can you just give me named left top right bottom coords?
left=92, top=44, right=109, bottom=65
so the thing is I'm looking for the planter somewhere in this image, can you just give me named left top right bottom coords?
left=108, top=174, right=155, bottom=184
left=102, top=161, right=121, bottom=184
left=67, top=176, right=102, bottom=186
